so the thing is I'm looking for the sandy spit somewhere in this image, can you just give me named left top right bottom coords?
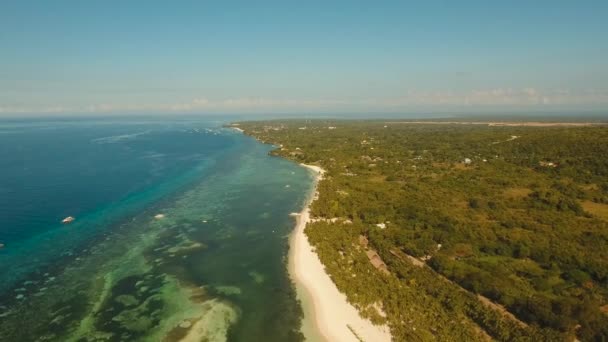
left=289, top=163, right=392, bottom=342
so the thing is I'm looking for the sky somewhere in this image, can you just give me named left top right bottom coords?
left=1, top=1, right=607, bottom=116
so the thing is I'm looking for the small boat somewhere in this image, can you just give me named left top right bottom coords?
left=0, top=243, right=4, bottom=249
left=62, top=216, right=75, bottom=224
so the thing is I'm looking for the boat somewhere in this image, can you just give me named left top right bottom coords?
left=62, top=216, right=75, bottom=224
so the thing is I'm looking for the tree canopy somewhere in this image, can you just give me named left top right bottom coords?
left=237, top=120, right=608, bottom=341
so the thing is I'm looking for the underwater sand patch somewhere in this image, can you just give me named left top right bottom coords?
left=115, top=294, right=139, bottom=307
left=214, top=286, right=242, bottom=296
left=111, top=307, right=154, bottom=333
left=179, top=320, right=192, bottom=329
left=248, top=271, right=265, bottom=284
left=166, top=241, right=206, bottom=255
left=177, top=299, right=239, bottom=342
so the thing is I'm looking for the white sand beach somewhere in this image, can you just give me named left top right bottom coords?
left=231, top=127, right=244, bottom=133
left=289, top=164, right=392, bottom=342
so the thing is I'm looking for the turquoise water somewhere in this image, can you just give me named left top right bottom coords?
left=0, top=118, right=313, bottom=341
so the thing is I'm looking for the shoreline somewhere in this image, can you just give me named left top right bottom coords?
left=289, top=164, right=392, bottom=342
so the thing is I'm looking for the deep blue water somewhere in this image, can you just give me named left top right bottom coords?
left=0, top=119, right=235, bottom=289
left=1, top=120, right=222, bottom=237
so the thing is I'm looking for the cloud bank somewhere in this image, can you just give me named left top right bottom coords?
left=1, top=88, right=607, bottom=115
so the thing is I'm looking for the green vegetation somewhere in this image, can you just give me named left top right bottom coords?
left=236, top=120, right=608, bottom=341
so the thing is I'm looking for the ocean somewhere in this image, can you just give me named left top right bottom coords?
left=0, top=117, right=313, bottom=341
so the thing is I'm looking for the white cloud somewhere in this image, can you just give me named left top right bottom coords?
left=0, top=105, right=71, bottom=114
left=382, top=88, right=608, bottom=107
left=1, top=88, right=607, bottom=114
left=167, top=97, right=349, bottom=112
left=192, top=98, right=209, bottom=106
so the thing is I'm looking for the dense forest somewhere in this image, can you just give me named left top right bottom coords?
left=236, top=120, right=608, bottom=341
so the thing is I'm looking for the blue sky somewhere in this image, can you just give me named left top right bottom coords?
left=1, top=1, right=607, bottom=115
